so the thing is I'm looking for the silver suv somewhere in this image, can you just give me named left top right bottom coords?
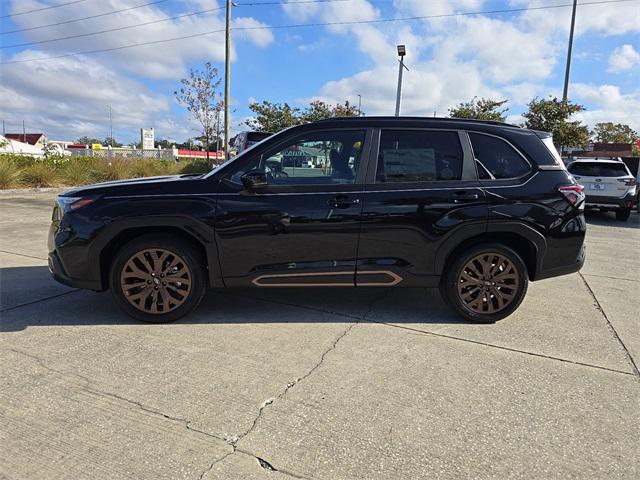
left=568, top=159, right=637, bottom=221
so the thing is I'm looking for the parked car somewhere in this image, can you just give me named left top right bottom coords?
left=48, top=117, right=586, bottom=324
left=231, top=131, right=273, bottom=154
left=567, top=159, right=637, bottom=221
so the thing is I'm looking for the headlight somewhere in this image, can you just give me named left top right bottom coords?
left=57, top=196, right=96, bottom=213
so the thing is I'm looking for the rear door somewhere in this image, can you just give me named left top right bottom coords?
left=356, top=128, right=486, bottom=287
left=214, top=128, right=371, bottom=287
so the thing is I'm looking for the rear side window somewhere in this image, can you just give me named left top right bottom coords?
left=469, top=132, right=531, bottom=180
left=376, top=130, right=463, bottom=183
left=568, top=162, right=629, bottom=177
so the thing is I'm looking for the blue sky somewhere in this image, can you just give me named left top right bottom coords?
left=1, top=0, right=639, bottom=144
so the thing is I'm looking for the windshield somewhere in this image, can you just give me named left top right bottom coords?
left=202, top=133, right=275, bottom=179
left=568, top=162, right=630, bottom=177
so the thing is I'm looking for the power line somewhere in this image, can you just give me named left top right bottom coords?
left=2, top=5, right=225, bottom=49
left=2, top=0, right=636, bottom=65
left=0, top=0, right=90, bottom=19
left=0, top=0, right=348, bottom=35
left=1, top=0, right=170, bottom=35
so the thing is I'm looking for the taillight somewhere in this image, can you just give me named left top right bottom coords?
left=617, top=178, right=637, bottom=186
left=559, top=185, right=585, bottom=206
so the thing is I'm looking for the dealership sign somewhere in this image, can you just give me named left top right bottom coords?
left=141, top=128, right=155, bottom=150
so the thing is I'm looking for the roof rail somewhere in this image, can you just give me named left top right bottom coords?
left=312, top=116, right=520, bottom=128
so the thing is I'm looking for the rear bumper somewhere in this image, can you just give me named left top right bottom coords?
left=584, top=193, right=634, bottom=209
left=534, top=243, right=585, bottom=281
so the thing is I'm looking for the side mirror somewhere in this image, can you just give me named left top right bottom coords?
left=241, top=169, right=268, bottom=190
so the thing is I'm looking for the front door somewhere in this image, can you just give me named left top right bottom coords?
left=356, top=128, right=487, bottom=287
left=214, top=129, right=371, bottom=287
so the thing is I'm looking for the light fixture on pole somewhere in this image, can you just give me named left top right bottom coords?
left=395, top=45, right=408, bottom=117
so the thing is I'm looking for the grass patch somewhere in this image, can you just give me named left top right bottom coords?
left=0, top=154, right=213, bottom=189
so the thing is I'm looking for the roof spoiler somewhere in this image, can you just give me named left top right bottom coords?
left=533, top=130, right=552, bottom=139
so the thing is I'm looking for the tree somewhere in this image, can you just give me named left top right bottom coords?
left=155, top=139, right=175, bottom=149
left=522, top=97, right=590, bottom=152
left=246, top=99, right=361, bottom=132
left=103, top=137, right=122, bottom=147
left=592, top=122, right=638, bottom=144
left=449, top=97, right=508, bottom=122
left=245, top=101, right=301, bottom=132
left=76, top=136, right=102, bottom=145
left=175, top=62, right=223, bottom=165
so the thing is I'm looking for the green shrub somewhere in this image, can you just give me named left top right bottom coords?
left=0, top=158, right=20, bottom=189
left=62, top=157, right=95, bottom=186
left=20, top=162, right=59, bottom=187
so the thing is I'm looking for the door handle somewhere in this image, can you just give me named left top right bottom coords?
left=451, top=191, right=479, bottom=203
left=327, top=196, right=360, bottom=209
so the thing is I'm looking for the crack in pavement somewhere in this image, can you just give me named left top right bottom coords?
left=198, top=290, right=395, bottom=480
left=582, top=273, right=639, bottom=283
left=1, top=289, right=80, bottom=313
left=0, top=249, right=48, bottom=261
left=579, top=273, right=639, bottom=378
left=230, top=290, right=636, bottom=377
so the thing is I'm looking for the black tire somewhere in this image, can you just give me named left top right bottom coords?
left=616, top=208, right=631, bottom=221
left=440, top=243, right=529, bottom=323
left=109, top=234, right=207, bottom=323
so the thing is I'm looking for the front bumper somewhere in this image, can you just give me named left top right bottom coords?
left=584, top=193, right=634, bottom=210
left=48, top=250, right=102, bottom=290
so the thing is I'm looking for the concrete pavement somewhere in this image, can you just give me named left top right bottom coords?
left=1, top=191, right=638, bottom=479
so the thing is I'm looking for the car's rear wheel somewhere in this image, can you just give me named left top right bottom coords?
left=110, top=234, right=207, bottom=323
left=616, top=208, right=631, bottom=221
left=440, top=243, right=528, bottom=323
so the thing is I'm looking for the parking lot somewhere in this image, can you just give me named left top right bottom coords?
left=0, top=190, right=638, bottom=479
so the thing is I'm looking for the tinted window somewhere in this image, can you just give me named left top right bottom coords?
left=376, top=130, right=463, bottom=183
left=260, top=130, right=365, bottom=185
left=247, top=132, right=272, bottom=143
left=568, top=162, right=629, bottom=177
left=469, top=133, right=530, bottom=179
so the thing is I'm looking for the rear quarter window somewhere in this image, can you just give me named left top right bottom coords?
left=568, top=162, right=630, bottom=177
left=469, top=132, right=531, bottom=180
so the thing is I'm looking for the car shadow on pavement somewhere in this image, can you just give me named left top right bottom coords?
left=0, top=266, right=463, bottom=332
left=584, top=210, right=640, bottom=229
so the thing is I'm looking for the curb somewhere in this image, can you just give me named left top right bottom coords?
left=0, top=187, right=66, bottom=195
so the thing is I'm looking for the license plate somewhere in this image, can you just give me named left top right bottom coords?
left=589, top=183, right=606, bottom=190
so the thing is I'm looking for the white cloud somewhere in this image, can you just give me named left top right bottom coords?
left=0, top=52, right=169, bottom=141
left=608, top=44, right=640, bottom=72
left=6, top=0, right=272, bottom=79
left=572, top=84, right=640, bottom=130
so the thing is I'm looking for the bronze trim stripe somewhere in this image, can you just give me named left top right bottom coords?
left=251, top=270, right=403, bottom=287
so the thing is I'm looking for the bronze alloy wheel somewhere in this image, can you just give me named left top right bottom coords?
left=120, top=248, right=192, bottom=314
left=456, top=252, right=519, bottom=315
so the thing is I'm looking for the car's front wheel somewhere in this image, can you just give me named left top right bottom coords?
left=109, top=234, right=207, bottom=323
left=616, top=208, right=631, bottom=221
left=440, top=243, right=529, bottom=323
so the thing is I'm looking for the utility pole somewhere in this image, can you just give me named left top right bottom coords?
left=395, top=45, right=408, bottom=117
left=357, top=94, right=362, bottom=117
left=22, top=120, right=26, bottom=143
left=107, top=105, right=113, bottom=146
left=224, top=0, right=231, bottom=160
left=562, top=0, right=578, bottom=102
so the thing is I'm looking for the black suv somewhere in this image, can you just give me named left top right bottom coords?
left=49, top=117, right=586, bottom=323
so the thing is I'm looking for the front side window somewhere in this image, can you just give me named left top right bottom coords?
left=376, top=130, right=464, bottom=183
left=260, top=130, right=365, bottom=185
left=469, top=132, right=531, bottom=180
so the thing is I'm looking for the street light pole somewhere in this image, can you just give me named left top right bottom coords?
left=107, top=105, right=113, bottom=147
left=357, top=94, right=362, bottom=117
left=562, top=0, right=578, bottom=102
left=224, top=0, right=232, bottom=161
left=395, top=45, right=408, bottom=117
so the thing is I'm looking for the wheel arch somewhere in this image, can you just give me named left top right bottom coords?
left=90, top=218, right=223, bottom=291
left=437, top=227, right=546, bottom=281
